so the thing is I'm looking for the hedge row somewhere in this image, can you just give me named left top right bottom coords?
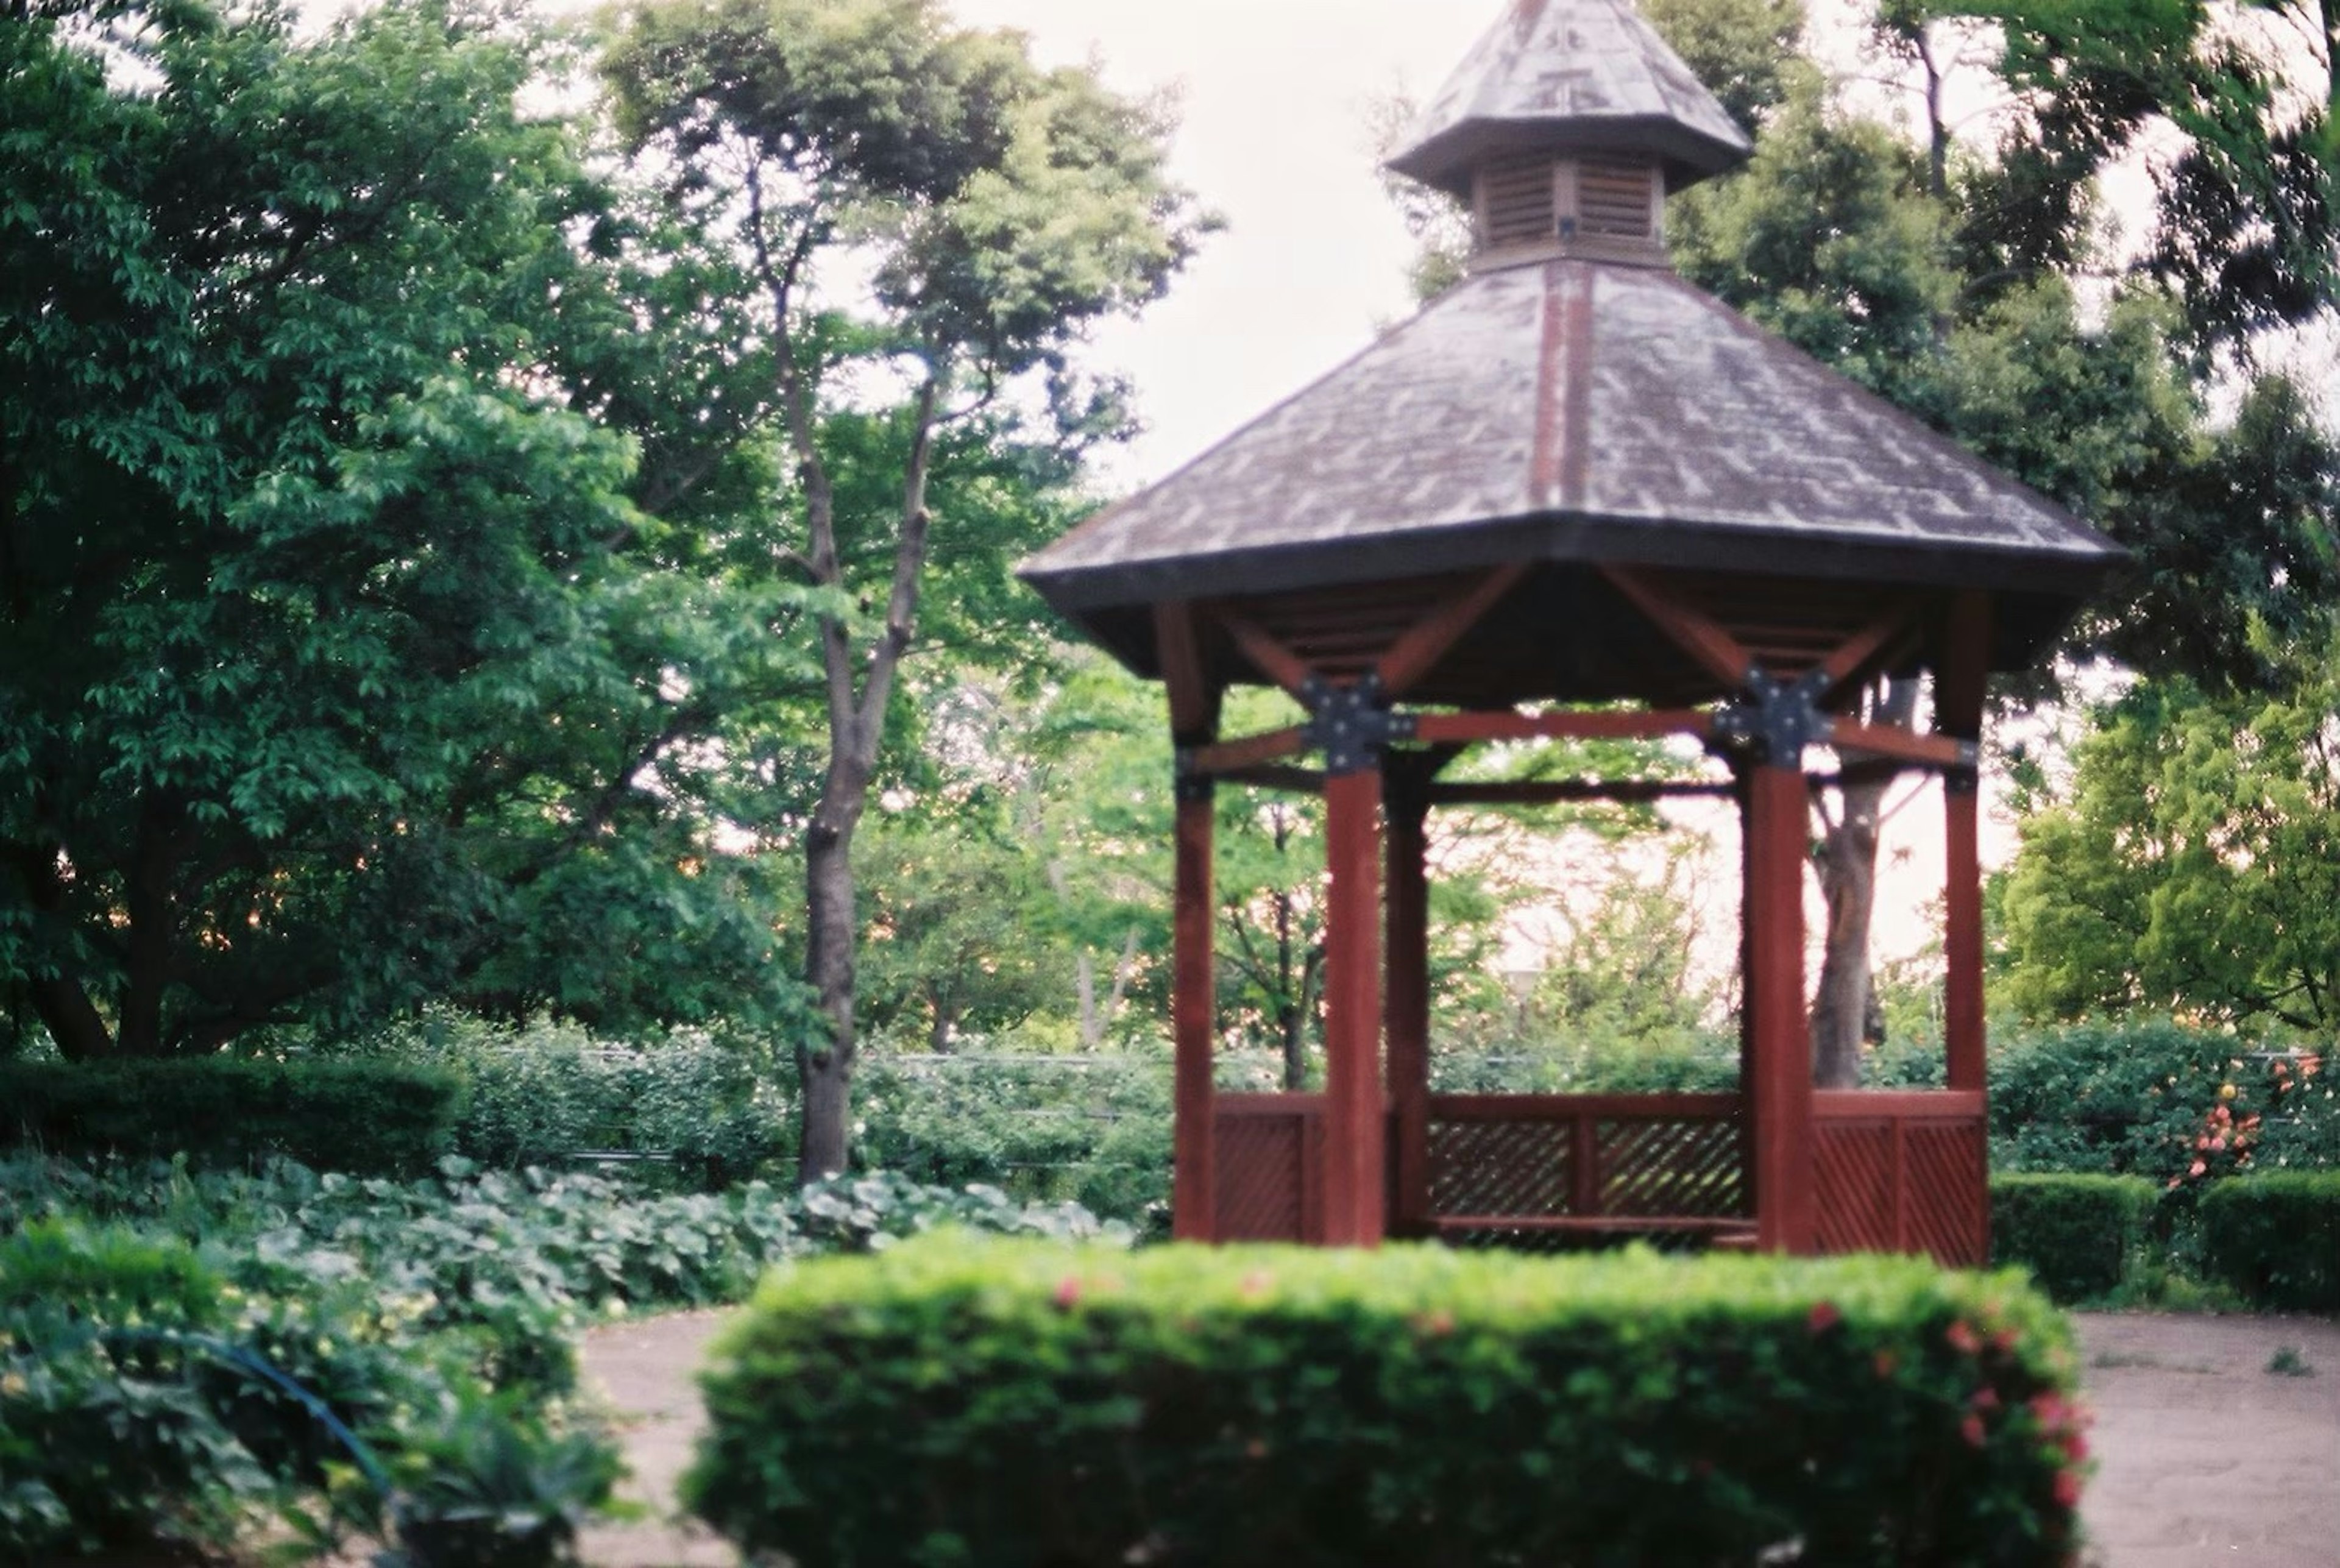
left=0, top=1060, right=462, bottom=1176
left=1990, top=1174, right=2157, bottom=1304
left=2199, top=1172, right=2340, bottom=1312
left=690, top=1237, right=2086, bottom=1568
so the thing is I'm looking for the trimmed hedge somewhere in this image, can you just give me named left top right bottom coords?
left=0, top=1060, right=461, bottom=1176
left=689, top=1237, right=2088, bottom=1568
left=2199, top=1172, right=2340, bottom=1312
left=1991, top=1174, right=2157, bottom=1303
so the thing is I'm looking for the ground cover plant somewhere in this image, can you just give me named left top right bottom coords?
left=0, top=1155, right=1122, bottom=1561
left=690, top=1235, right=2088, bottom=1568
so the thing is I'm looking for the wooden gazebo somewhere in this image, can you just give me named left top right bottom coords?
left=1018, top=0, right=2120, bottom=1261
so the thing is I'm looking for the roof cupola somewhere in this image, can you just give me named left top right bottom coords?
left=1387, top=0, right=1753, bottom=268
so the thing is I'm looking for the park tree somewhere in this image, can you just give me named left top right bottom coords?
left=600, top=0, right=1211, bottom=1178
left=1999, top=640, right=2340, bottom=1032
left=0, top=0, right=820, bottom=1057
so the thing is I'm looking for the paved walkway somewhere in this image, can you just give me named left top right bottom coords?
left=575, top=1309, right=2340, bottom=1567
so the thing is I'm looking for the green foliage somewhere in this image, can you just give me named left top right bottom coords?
left=1982, top=1021, right=2337, bottom=1185
left=1642, top=0, right=1812, bottom=130
left=2003, top=665, right=2340, bottom=1031
left=364, top=1012, right=790, bottom=1187
left=690, top=1235, right=2086, bottom=1568
left=0, top=1217, right=617, bottom=1564
left=1990, top=1173, right=2157, bottom=1302
left=0, top=0, right=815, bottom=1059
left=2197, top=1172, right=2340, bottom=1312
left=0, top=1057, right=462, bottom=1174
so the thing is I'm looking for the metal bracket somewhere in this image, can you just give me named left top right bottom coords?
left=1711, top=668, right=1834, bottom=768
left=1171, top=749, right=1216, bottom=805
left=1943, top=754, right=1982, bottom=798
left=1302, top=672, right=1417, bottom=776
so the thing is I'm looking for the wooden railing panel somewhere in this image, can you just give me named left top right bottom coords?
left=1213, top=1094, right=1322, bottom=1243
left=1424, top=1093, right=1750, bottom=1231
left=1812, top=1091, right=1988, bottom=1266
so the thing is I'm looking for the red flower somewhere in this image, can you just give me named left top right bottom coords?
left=2052, top=1468, right=2084, bottom=1509
left=1970, top=1386, right=2002, bottom=1413
left=1960, top=1414, right=1988, bottom=1448
left=1945, top=1320, right=1982, bottom=1356
left=1807, top=1301, right=1842, bottom=1335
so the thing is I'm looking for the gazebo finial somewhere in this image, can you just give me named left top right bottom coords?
left=1386, top=0, right=1753, bottom=268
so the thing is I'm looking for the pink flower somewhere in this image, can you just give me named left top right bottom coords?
left=1970, top=1386, right=2002, bottom=1413
left=1807, top=1301, right=1842, bottom=1335
left=2052, top=1468, right=2084, bottom=1509
left=1053, top=1276, right=1084, bottom=1310
left=1960, top=1414, right=1988, bottom=1448
left=2189, top=1159, right=2208, bottom=1177
left=1946, top=1320, right=1982, bottom=1356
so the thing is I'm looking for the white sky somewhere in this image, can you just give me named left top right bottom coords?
left=948, top=0, right=1494, bottom=488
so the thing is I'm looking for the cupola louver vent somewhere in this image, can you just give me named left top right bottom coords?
left=1470, top=154, right=1667, bottom=269
left=1478, top=155, right=1558, bottom=249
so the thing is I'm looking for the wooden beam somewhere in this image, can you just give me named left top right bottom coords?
left=1745, top=764, right=1816, bottom=1254
left=1214, top=606, right=1316, bottom=698
left=1375, top=562, right=1530, bottom=698
left=1426, top=777, right=1734, bottom=807
left=1429, top=1092, right=1742, bottom=1121
left=1188, top=726, right=1307, bottom=775
left=1601, top=565, right=1757, bottom=686
left=1170, top=790, right=1216, bottom=1241
left=1152, top=600, right=1219, bottom=739
left=1940, top=591, right=1991, bottom=1096
left=1218, top=764, right=1324, bottom=795
left=1812, top=1090, right=1988, bottom=1121
left=1813, top=606, right=1915, bottom=700
left=1384, top=770, right=1432, bottom=1238
left=1409, top=708, right=1712, bottom=746
left=1319, top=767, right=1386, bottom=1247
left=1827, top=720, right=1974, bottom=770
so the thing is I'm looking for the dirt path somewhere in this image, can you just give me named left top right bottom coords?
left=574, top=1308, right=2340, bottom=1567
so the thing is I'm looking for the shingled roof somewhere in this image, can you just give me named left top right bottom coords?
left=1385, top=0, right=1753, bottom=194
left=1022, top=258, right=2119, bottom=608
left=1015, top=0, right=2121, bottom=697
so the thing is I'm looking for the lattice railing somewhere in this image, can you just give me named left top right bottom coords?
left=1424, top=1094, right=1748, bottom=1236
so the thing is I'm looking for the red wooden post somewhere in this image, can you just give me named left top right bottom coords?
left=1322, top=765, right=1386, bottom=1246
left=1170, top=789, right=1218, bottom=1241
left=1939, top=592, right=1991, bottom=1094
left=1383, top=770, right=1432, bottom=1236
left=1745, top=762, right=1817, bottom=1253
left=1157, top=602, right=1221, bottom=1243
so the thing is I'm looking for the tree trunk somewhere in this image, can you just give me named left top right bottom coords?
left=1809, top=679, right=1918, bottom=1087
left=798, top=810, right=862, bottom=1180
left=1075, top=948, right=1098, bottom=1048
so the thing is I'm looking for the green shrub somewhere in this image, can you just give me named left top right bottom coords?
left=0, top=1218, right=617, bottom=1563
left=0, top=1059, right=462, bottom=1175
left=690, top=1236, right=2088, bottom=1568
left=2198, top=1172, right=2340, bottom=1311
left=1991, top=1174, right=2157, bottom=1302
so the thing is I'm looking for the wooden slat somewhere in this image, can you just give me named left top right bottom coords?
left=1217, top=1092, right=1327, bottom=1116
left=1409, top=708, right=1712, bottom=746
left=1601, top=566, right=1757, bottom=686
left=1425, top=778, right=1733, bottom=807
left=1813, top=1090, right=1987, bottom=1121
left=1188, top=726, right=1306, bottom=774
left=1430, top=1092, right=1743, bottom=1121
left=1376, top=562, right=1529, bottom=698
left=1828, top=720, right=1973, bottom=768
left=1215, top=606, right=1317, bottom=697
left=1216, top=764, right=1324, bottom=795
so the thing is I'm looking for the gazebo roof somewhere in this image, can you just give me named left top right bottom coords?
left=1384, top=0, right=1753, bottom=195
left=1015, top=0, right=2122, bottom=704
left=1021, top=258, right=2119, bottom=620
